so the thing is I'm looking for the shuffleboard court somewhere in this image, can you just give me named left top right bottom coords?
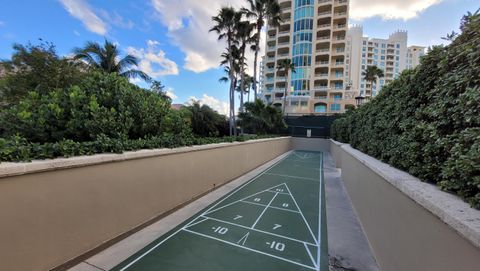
left=112, top=151, right=327, bottom=271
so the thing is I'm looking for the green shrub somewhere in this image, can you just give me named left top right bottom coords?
left=238, top=100, right=287, bottom=134
left=0, top=72, right=172, bottom=143
left=331, top=12, right=480, bottom=208
left=0, top=134, right=279, bottom=162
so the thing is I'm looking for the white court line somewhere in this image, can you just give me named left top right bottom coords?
left=284, top=184, right=319, bottom=245
left=199, top=155, right=291, bottom=215
left=118, top=152, right=291, bottom=270
left=316, top=153, right=324, bottom=270
left=118, top=227, right=184, bottom=271
left=252, top=191, right=279, bottom=228
left=304, top=242, right=318, bottom=269
left=183, top=228, right=317, bottom=271
left=183, top=217, right=208, bottom=229
left=199, top=216, right=317, bottom=246
left=264, top=172, right=318, bottom=182
left=265, top=190, right=290, bottom=195
left=239, top=200, right=300, bottom=214
left=203, top=183, right=286, bottom=215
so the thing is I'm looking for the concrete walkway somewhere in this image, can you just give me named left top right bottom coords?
left=323, top=153, right=380, bottom=271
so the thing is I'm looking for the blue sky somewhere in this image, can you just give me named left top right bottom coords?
left=0, top=0, right=478, bottom=114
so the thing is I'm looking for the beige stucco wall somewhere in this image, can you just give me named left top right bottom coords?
left=330, top=141, right=480, bottom=271
left=0, top=137, right=291, bottom=271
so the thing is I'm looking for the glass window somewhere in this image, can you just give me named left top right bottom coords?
left=314, top=104, right=327, bottom=113
left=330, top=104, right=341, bottom=111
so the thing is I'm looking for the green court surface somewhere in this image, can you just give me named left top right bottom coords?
left=112, top=151, right=327, bottom=271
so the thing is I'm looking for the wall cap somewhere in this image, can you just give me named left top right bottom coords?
left=330, top=139, right=480, bottom=249
left=0, top=137, right=291, bottom=178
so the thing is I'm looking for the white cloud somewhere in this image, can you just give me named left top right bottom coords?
left=127, top=40, right=179, bottom=78
left=189, top=94, right=229, bottom=115
left=99, top=10, right=134, bottom=29
left=58, top=0, right=107, bottom=35
left=165, top=87, right=178, bottom=100
left=73, top=30, right=81, bottom=36
left=350, top=0, right=443, bottom=21
left=151, top=0, right=255, bottom=73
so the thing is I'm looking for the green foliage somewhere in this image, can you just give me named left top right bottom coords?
left=238, top=99, right=287, bottom=134
left=73, top=39, right=150, bottom=81
left=331, top=12, right=480, bottom=208
left=182, top=101, right=229, bottom=137
left=0, top=72, right=171, bottom=143
left=0, top=40, right=86, bottom=105
left=0, top=134, right=279, bottom=162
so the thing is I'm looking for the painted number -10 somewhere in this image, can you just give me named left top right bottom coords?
left=268, top=241, right=285, bottom=252
left=213, top=227, right=228, bottom=235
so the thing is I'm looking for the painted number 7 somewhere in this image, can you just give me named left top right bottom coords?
left=273, top=224, right=282, bottom=230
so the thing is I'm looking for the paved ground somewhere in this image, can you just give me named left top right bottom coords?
left=111, top=151, right=327, bottom=271
left=69, top=150, right=379, bottom=271
left=323, top=153, right=379, bottom=271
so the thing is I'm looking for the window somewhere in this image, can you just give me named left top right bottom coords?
left=333, top=94, right=342, bottom=100
left=330, top=104, right=341, bottom=111
left=314, top=104, right=327, bottom=113
left=300, top=101, right=308, bottom=107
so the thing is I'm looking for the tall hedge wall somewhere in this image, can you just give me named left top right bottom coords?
left=331, top=13, right=480, bottom=208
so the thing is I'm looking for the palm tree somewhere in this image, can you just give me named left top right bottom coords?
left=362, top=66, right=385, bottom=98
left=73, top=40, right=150, bottom=81
left=238, top=99, right=286, bottom=134
left=210, top=7, right=242, bottom=136
left=242, top=0, right=282, bottom=101
left=235, top=20, right=255, bottom=113
left=277, top=59, right=295, bottom=114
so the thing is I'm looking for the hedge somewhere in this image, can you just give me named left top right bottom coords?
left=0, top=134, right=279, bottom=163
left=331, top=12, right=480, bottom=208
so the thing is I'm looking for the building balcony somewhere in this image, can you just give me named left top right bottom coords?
left=316, top=60, right=330, bottom=66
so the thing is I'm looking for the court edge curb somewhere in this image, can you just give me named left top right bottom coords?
left=330, top=139, right=480, bottom=250
left=0, top=137, right=291, bottom=178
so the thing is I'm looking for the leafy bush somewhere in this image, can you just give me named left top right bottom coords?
left=0, top=41, right=87, bottom=105
left=0, top=72, right=172, bottom=142
left=0, top=134, right=280, bottom=162
left=238, top=100, right=287, bottom=134
left=331, top=12, right=480, bottom=208
left=182, top=101, right=229, bottom=137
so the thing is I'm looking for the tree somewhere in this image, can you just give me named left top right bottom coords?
left=362, top=66, right=385, bottom=98
left=0, top=40, right=86, bottom=105
left=149, top=80, right=171, bottom=102
left=210, top=7, right=242, bottom=136
left=242, top=0, right=282, bottom=100
left=73, top=39, right=150, bottom=81
left=238, top=99, right=286, bottom=134
left=235, top=20, right=255, bottom=114
left=183, top=100, right=229, bottom=137
left=277, top=59, right=295, bottom=114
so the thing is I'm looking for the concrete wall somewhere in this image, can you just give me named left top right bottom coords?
left=330, top=141, right=480, bottom=271
left=0, top=137, right=291, bottom=271
left=291, top=137, right=331, bottom=152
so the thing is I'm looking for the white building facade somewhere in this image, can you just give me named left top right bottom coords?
left=260, top=0, right=356, bottom=115
left=345, top=26, right=426, bottom=97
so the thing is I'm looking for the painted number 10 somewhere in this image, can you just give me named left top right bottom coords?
left=213, top=227, right=228, bottom=235
left=268, top=241, right=285, bottom=252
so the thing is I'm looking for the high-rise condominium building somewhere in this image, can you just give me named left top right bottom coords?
left=260, top=0, right=355, bottom=115
left=345, top=26, right=426, bottom=97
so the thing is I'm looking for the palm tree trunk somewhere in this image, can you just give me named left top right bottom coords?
left=252, top=26, right=261, bottom=101
left=282, top=71, right=288, bottom=115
